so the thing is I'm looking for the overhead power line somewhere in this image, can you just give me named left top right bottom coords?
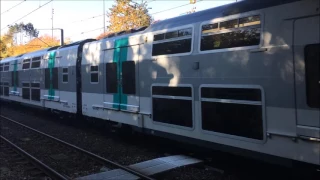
left=1, top=0, right=53, bottom=31
left=59, top=14, right=105, bottom=27
left=151, top=0, right=203, bottom=15
left=1, top=0, right=26, bottom=15
left=34, top=36, right=52, bottom=47
left=81, top=27, right=104, bottom=34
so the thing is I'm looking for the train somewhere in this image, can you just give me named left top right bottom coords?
left=1, top=0, right=319, bottom=167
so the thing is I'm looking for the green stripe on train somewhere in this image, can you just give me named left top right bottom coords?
left=113, top=38, right=128, bottom=110
left=48, top=51, right=56, bottom=100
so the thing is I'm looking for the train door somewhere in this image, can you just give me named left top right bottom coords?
left=293, top=15, right=320, bottom=138
left=104, top=38, right=139, bottom=112
left=44, top=50, right=59, bottom=101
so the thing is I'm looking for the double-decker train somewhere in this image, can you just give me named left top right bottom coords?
left=1, top=0, right=319, bottom=167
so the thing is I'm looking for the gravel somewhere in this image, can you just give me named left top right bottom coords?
left=1, top=119, right=104, bottom=179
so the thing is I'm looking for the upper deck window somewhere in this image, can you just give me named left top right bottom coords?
left=3, top=63, right=9, bottom=71
left=201, top=15, right=261, bottom=51
left=22, top=59, right=31, bottom=69
left=152, top=28, right=192, bottom=56
left=31, top=56, right=41, bottom=68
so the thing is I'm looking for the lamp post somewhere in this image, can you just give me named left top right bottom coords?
left=37, top=28, right=64, bottom=46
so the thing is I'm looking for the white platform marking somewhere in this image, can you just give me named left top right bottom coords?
left=77, top=155, right=202, bottom=180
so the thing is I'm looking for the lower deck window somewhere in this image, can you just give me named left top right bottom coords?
left=153, top=98, right=193, bottom=127
left=201, top=87, right=263, bottom=140
left=31, top=83, right=40, bottom=101
left=3, top=87, right=9, bottom=96
left=22, top=83, right=30, bottom=100
left=31, top=89, right=40, bottom=101
left=0, top=82, right=9, bottom=96
left=152, top=86, right=193, bottom=128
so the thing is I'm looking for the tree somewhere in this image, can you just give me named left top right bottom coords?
left=107, top=0, right=152, bottom=33
left=96, top=31, right=112, bottom=40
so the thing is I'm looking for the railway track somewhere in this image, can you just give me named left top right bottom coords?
left=0, top=135, right=68, bottom=180
left=0, top=115, right=154, bottom=180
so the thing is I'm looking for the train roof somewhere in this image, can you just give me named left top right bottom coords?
left=144, top=0, right=299, bottom=32
left=58, top=39, right=95, bottom=50
left=0, top=47, right=57, bottom=64
left=0, top=56, right=18, bottom=64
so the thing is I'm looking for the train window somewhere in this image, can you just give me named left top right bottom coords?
left=152, top=86, right=192, bottom=97
left=201, top=87, right=263, bottom=140
left=154, top=34, right=164, bottom=41
left=90, top=65, right=99, bottom=83
left=3, top=63, right=10, bottom=71
left=165, top=31, right=179, bottom=39
left=3, top=86, right=9, bottom=96
left=0, top=83, right=2, bottom=96
left=106, top=63, right=118, bottom=93
left=0, top=82, right=9, bottom=96
left=22, top=59, right=31, bottom=69
left=305, top=44, right=320, bottom=108
left=31, top=56, right=41, bottom=68
left=0, top=64, right=3, bottom=72
left=152, top=39, right=192, bottom=56
left=202, top=23, right=219, bottom=34
left=201, top=15, right=261, bottom=51
left=239, top=15, right=261, bottom=27
left=152, top=86, right=193, bottom=128
left=220, top=19, right=238, bottom=29
left=31, top=82, right=40, bottom=101
left=22, top=82, right=30, bottom=100
left=62, top=68, right=68, bottom=83
left=178, top=28, right=192, bottom=37
left=152, top=28, right=192, bottom=56
left=122, top=61, right=136, bottom=94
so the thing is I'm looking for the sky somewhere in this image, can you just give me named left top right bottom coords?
left=0, top=0, right=236, bottom=43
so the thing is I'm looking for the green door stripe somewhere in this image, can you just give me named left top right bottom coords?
left=113, top=38, right=129, bottom=110
left=48, top=51, right=56, bottom=100
left=13, top=60, right=18, bottom=91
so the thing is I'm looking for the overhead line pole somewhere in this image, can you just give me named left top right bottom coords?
left=37, top=28, right=64, bottom=46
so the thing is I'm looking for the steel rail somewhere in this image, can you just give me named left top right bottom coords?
left=0, top=115, right=155, bottom=180
left=0, top=135, right=69, bottom=180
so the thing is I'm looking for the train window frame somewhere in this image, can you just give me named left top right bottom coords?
left=30, top=82, right=41, bottom=102
left=150, top=83, right=195, bottom=131
left=2, top=63, right=10, bottom=72
left=22, top=59, right=31, bottom=69
left=22, top=81, right=30, bottom=100
left=31, top=56, right=41, bottom=69
left=0, top=81, right=10, bottom=96
left=151, top=25, right=194, bottom=58
left=90, top=65, right=99, bottom=84
left=199, top=84, right=266, bottom=144
left=62, top=67, right=69, bottom=83
left=198, top=12, right=264, bottom=54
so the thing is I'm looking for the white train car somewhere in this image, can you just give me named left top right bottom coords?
left=81, top=0, right=320, bottom=166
